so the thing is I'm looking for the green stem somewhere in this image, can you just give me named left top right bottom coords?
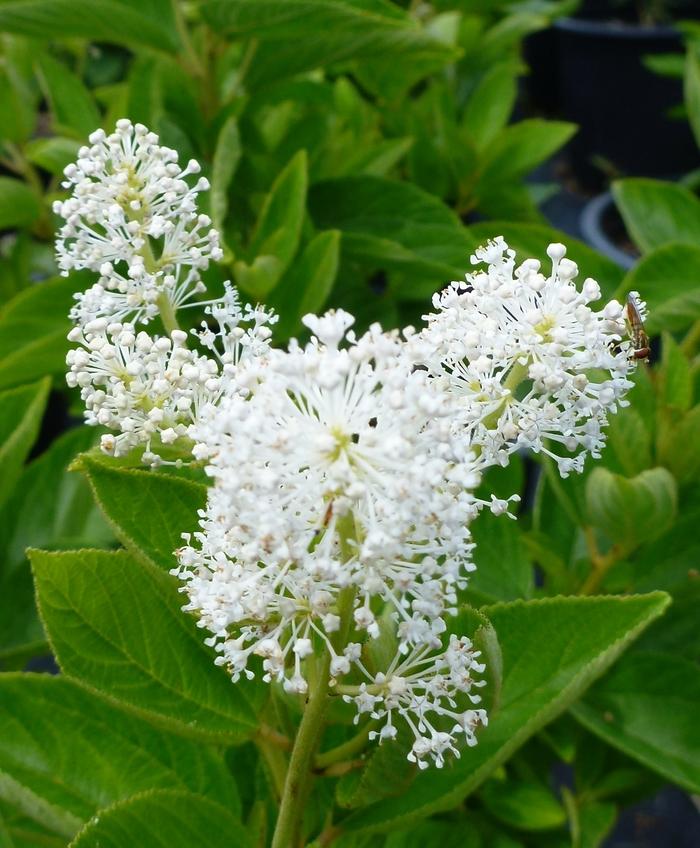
left=156, top=292, right=181, bottom=333
left=172, top=0, right=206, bottom=78
left=270, top=651, right=331, bottom=848
left=579, top=528, right=625, bottom=595
left=314, top=721, right=374, bottom=770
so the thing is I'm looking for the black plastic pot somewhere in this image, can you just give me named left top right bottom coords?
left=580, top=191, right=638, bottom=269
left=555, top=16, right=699, bottom=190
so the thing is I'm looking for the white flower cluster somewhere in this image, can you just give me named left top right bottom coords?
left=65, top=287, right=275, bottom=461
left=59, top=124, right=644, bottom=771
left=54, top=119, right=222, bottom=326
left=56, top=122, right=276, bottom=463
left=172, top=310, right=487, bottom=766
left=416, top=238, right=634, bottom=476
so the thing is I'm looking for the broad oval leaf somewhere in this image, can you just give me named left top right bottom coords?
left=30, top=548, right=262, bottom=742
left=0, top=378, right=50, bottom=510
left=0, top=674, right=240, bottom=839
left=79, top=458, right=206, bottom=572
left=0, top=177, right=40, bottom=231
left=340, top=592, right=669, bottom=833
left=612, top=178, right=700, bottom=254
left=0, top=275, right=85, bottom=390
left=617, top=242, right=700, bottom=334
left=309, top=175, right=472, bottom=300
left=0, top=0, right=180, bottom=53
left=70, top=790, right=252, bottom=848
left=585, top=467, right=677, bottom=550
left=267, top=229, right=341, bottom=340
left=234, top=150, right=308, bottom=299
left=572, top=650, right=700, bottom=793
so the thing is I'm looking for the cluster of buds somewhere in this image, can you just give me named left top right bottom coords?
left=57, top=124, right=643, bottom=768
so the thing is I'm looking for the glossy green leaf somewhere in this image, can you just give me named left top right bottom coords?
left=478, top=119, right=576, bottom=184
left=0, top=674, right=239, bottom=838
left=31, top=548, right=262, bottom=742
left=0, top=0, right=180, bottom=53
left=585, top=467, right=677, bottom=549
left=466, top=221, right=623, bottom=300
left=234, top=150, right=308, bottom=298
left=0, top=63, right=35, bottom=144
left=467, top=513, right=533, bottom=604
left=267, top=230, right=341, bottom=340
left=0, top=427, right=111, bottom=663
left=0, top=178, right=40, bottom=231
left=78, top=458, right=205, bottom=572
left=462, top=62, right=518, bottom=152
left=341, top=592, right=669, bottom=833
left=70, top=790, right=252, bottom=848
left=612, top=178, right=700, bottom=254
left=36, top=54, right=100, bottom=139
left=200, top=0, right=455, bottom=89
left=309, top=175, right=472, bottom=300
left=0, top=378, right=50, bottom=510
left=24, top=137, right=81, bottom=175
left=210, top=115, right=242, bottom=258
left=573, top=651, right=700, bottom=793
left=618, top=242, right=700, bottom=335
left=658, top=332, right=692, bottom=410
left=578, top=801, right=616, bottom=848
left=0, top=276, right=80, bottom=390
left=479, top=779, right=566, bottom=831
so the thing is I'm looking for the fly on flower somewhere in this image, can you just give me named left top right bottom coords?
left=625, top=292, right=650, bottom=361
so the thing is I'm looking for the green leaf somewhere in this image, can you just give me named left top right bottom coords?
left=200, top=0, right=455, bottom=89
left=612, top=178, right=700, bottom=254
left=466, top=221, right=623, bottom=300
left=0, top=427, right=112, bottom=663
left=467, top=513, right=533, bottom=604
left=479, top=779, right=566, bottom=831
left=0, top=62, right=35, bottom=144
left=617, top=243, right=700, bottom=334
left=267, top=230, right=341, bottom=340
left=36, top=54, right=100, bottom=139
left=24, top=137, right=81, bottom=176
left=234, top=150, right=308, bottom=298
left=30, top=548, right=261, bottom=742
left=70, top=790, right=252, bottom=848
left=462, top=62, right=518, bottom=152
left=78, top=458, right=205, bottom=572
left=385, top=820, right=481, bottom=848
left=585, top=467, right=677, bottom=549
left=0, top=276, right=80, bottom=390
left=0, top=674, right=239, bottom=839
left=0, top=0, right=180, bottom=53
left=0, top=378, right=50, bottom=510
left=684, top=48, right=700, bottom=149
left=578, top=801, right=616, bottom=848
left=340, top=592, right=669, bottom=833
left=572, top=650, right=700, bottom=793
left=658, top=332, right=692, bottom=410
left=605, top=407, right=652, bottom=478
left=210, top=116, right=242, bottom=258
left=478, top=119, right=576, bottom=184
left=309, top=175, right=472, bottom=300
left=0, top=178, right=40, bottom=231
